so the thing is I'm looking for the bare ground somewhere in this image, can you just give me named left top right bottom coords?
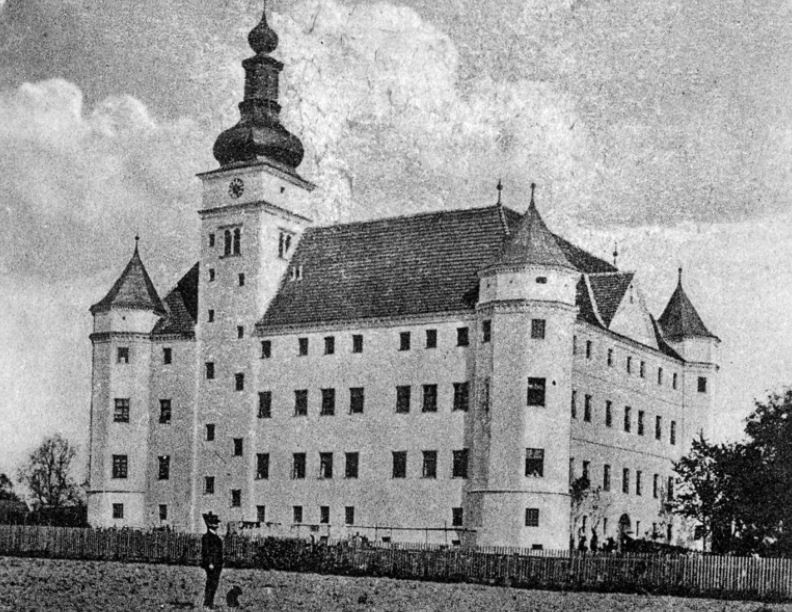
left=1, top=556, right=790, bottom=612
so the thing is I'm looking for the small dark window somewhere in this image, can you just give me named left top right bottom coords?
left=320, top=506, right=330, bottom=524
left=636, top=470, right=643, bottom=496
left=399, top=331, right=411, bottom=351
left=292, top=505, right=303, bottom=523
left=324, top=336, right=335, bottom=355
left=232, top=228, right=241, bottom=255
left=158, top=456, right=170, bottom=480
left=657, top=367, right=663, bottom=385
left=452, top=507, right=463, bottom=527
left=112, top=455, right=128, bottom=479
left=396, top=386, right=411, bottom=413
left=605, top=400, right=613, bottom=427
left=159, top=399, right=172, bottom=424
left=626, top=356, right=632, bottom=374
left=457, top=327, right=469, bottom=347
left=655, top=415, right=662, bottom=440
left=422, top=384, right=438, bottom=412
left=525, top=508, right=540, bottom=527
left=482, top=320, right=491, bottom=343
left=256, top=453, right=269, bottom=479
left=319, top=452, right=333, bottom=479
left=667, top=476, right=675, bottom=500
left=653, top=474, right=659, bottom=498
left=425, top=329, right=437, bottom=349
left=673, top=372, right=678, bottom=389
left=208, top=268, right=215, bottom=282
left=422, top=450, right=438, bottom=478
left=535, top=276, right=547, bottom=284
left=261, top=340, right=271, bottom=359
left=231, top=489, right=241, bottom=507
left=453, top=382, right=470, bottom=412
left=345, top=506, right=355, bottom=525
left=159, top=504, right=167, bottom=521
left=585, top=340, right=592, bottom=359
left=640, top=361, right=646, bottom=378
left=583, top=394, right=592, bottom=422
left=294, top=390, right=308, bottom=416
left=571, top=390, right=577, bottom=419
left=278, top=231, right=293, bottom=259
left=113, top=398, right=130, bottom=423
left=292, top=453, right=306, bottom=479
left=112, top=503, right=124, bottom=519
left=525, top=448, right=544, bottom=477
left=624, top=406, right=631, bottom=432
left=163, top=347, right=172, bottom=364
left=204, top=476, right=215, bottom=495
left=582, top=460, right=590, bottom=480
left=224, top=230, right=232, bottom=256
left=208, top=233, right=215, bottom=247
left=238, top=273, right=245, bottom=286
left=117, top=347, right=129, bottom=364
left=208, top=309, right=215, bottom=323
left=352, top=334, right=363, bottom=353
left=698, top=376, right=707, bottom=393
left=205, top=424, right=215, bottom=441
left=622, top=468, right=630, bottom=494
left=573, top=336, right=578, bottom=355
left=603, top=464, right=611, bottom=491
left=298, top=337, right=308, bottom=356
left=257, top=505, right=266, bottom=523
left=670, top=420, right=677, bottom=445
left=607, top=348, right=613, bottom=366
left=526, top=378, right=546, bottom=407
left=480, top=378, right=491, bottom=412
left=637, top=410, right=645, bottom=436
left=345, top=452, right=359, bottom=478
left=237, top=326, right=244, bottom=339
left=258, top=391, right=272, bottom=418
left=392, top=451, right=407, bottom=478
left=233, top=438, right=243, bottom=456
left=349, top=387, right=364, bottom=414
left=452, top=449, right=468, bottom=479
left=321, top=388, right=336, bottom=416
left=531, top=319, right=546, bottom=339
left=235, top=373, right=244, bottom=391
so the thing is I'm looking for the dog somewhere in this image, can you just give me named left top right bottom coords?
left=226, top=585, right=242, bottom=608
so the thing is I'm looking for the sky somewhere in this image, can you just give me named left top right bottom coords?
left=0, top=0, right=790, bottom=478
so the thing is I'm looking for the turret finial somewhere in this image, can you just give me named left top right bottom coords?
left=134, top=234, right=140, bottom=254
left=248, top=1, right=278, bottom=55
left=678, top=266, right=683, bottom=285
left=530, top=182, right=537, bottom=206
left=496, top=179, right=503, bottom=206
left=613, top=241, right=619, bottom=267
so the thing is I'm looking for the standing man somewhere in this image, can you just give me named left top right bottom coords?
left=200, top=512, right=223, bottom=609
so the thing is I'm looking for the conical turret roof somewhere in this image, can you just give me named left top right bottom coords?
left=496, top=185, right=575, bottom=269
left=658, top=269, right=717, bottom=340
left=90, top=240, right=166, bottom=315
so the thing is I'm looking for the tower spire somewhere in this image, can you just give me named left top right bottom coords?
left=213, top=2, right=305, bottom=169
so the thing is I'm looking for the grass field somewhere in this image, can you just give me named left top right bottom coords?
left=2, top=556, right=791, bottom=612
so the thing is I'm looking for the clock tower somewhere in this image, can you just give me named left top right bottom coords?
left=191, top=2, right=314, bottom=529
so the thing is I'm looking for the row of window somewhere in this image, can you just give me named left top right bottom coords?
left=206, top=268, right=246, bottom=286
left=207, top=228, right=242, bottom=257
left=572, top=459, right=675, bottom=499
left=570, top=392, right=678, bottom=444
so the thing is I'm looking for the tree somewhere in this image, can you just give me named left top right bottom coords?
left=0, top=473, right=21, bottom=502
left=17, top=434, right=82, bottom=510
left=570, top=475, right=611, bottom=551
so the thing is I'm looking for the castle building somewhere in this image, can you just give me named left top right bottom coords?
left=86, top=5, right=719, bottom=550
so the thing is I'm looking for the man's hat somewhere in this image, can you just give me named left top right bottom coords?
left=203, top=512, right=220, bottom=528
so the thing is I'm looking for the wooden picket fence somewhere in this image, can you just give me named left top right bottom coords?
left=1, top=525, right=792, bottom=601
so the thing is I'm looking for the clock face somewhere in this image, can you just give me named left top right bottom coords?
left=228, top=178, right=245, bottom=199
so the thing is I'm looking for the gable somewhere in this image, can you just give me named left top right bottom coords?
left=607, top=279, right=659, bottom=350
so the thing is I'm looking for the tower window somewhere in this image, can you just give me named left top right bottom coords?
left=607, top=348, right=613, bottom=366
left=292, top=453, right=306, bottom=479
left=233, top=438, right=243, bottom=456
left=158, top=456, right=170, bottom=480
left=116, top=347, right=129, bottom=364
left=421, top=450, right=438, bottom=478
left=425, top=329, right=437, bottom=348
left=289, top=265, right=303, bottom=281
left=399, top=331, right=411, bottom=351
left=452, top=507, right=464, bottom=527
left=162, top=347, right=172, bottom=364
left=258, top=391, right=272, bottom=418
left=235, top=373, right=245, bottom=391
left=256, top=453, right=269, bottom=480
left=159, top=399, right=172, bottom=424
left=208, top=268, right=215, bottom=282
left=585, top=340, right=592, bottom=359
left=205, top=423, right=215, bottom=441
left=626, top=356, right=632, bottom=374
left=453, top=382, right=470, bottom=412
left=345, top=452, right=359, bottom=478
left=457, top=327, right=469, bottom=347
left=452, top=449, right=469, bottom=479
left=622, top=468, right=630, bottom=494
left=237, top=326, right=244, bottom=339
left=238, top=273, right=245, bottom=286
left=324, top=336, right=335, bottom=355
left=205, top=362, right=215, bottom=380
left=298, top=337, right=308, bottom=356
left=208, top=309, right=214, bottom=323
left=208, top=233, right=215, bottom=247
left=640, top=361, right=646, bottom=378
left=482, top=320, right=491, bottom=343
left=231, top=489, right=241, bottom=507
left=352, top=334, right=363, bottom=353
left=113, top=398, right=130, bottom=423
left=349, top=387, right=365, bottom=414
left=224, top=230, right=232, bottom=256
left=278, top=231, right=294, bottom=259
left=319, top=452, right=333, bottom=479
left=232, top=228, right=241, bottom=255
left=524, top=448, right=544, bottom=477
left=321, top=388, right=336, bottom=416
left=112, top=455, right=128, bottom=479
left=525, top=508, right=540, bottom=527
left=535, top=276, right=547, bottom=284
left=422, top=384, right=438, bottom=412
left=261, top=340, right=271, bottom=358
left=204, top=476, right=215, bottom=494
left=657, top=367, right=663, bottom=385
left=392, top=451, right=407, bottom=478
left=396, top=386, right=411, bottom=413
left=294, top=390, right=308, bottom=416
left=112, top=504, right=124, bottom=520
left=531, top=319, right=546, bottom=339
left=526, top=378, right=546, bottom=407
left=698, top=376, right=707, bottom=393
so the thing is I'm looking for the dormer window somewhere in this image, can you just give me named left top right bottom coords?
left=278, top=230, right=294, bottom=259
left=289, top=265, right=303, bottom=281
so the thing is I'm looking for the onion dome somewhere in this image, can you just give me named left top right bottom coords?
left=213, top=2, right=305, bottom=170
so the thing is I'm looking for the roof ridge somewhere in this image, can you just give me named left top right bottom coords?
left=310, top=205, right=505, bottom=232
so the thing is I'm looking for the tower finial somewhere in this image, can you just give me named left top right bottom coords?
left=678, top=266, right=683, bottom=285
left=496, top=179, right=503, bottom=206
left=613, top=241, right=619, bottom=267
left=134, top=234, right=140, bottom=254
left=248, top=0, right=278, bottom=55
left=530, top=182, right=537, bottom=206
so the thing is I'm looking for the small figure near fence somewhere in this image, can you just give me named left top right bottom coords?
left=200, top=512, right=223, bottom=609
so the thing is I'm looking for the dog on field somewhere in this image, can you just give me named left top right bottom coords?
left=226, top=586, right=242, bottom=608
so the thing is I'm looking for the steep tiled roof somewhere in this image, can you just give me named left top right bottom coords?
left=152, top=263, right=199, bottom=337
left=588, top=273, right=634, bottom=327
left=257, top=205, right=615, bottom=329
left=90, top=244, right=166, bottom=315
left=576, top=276, right=603, bottom=327
left=658, top=276, right=718, bottom=340
left=497, top=201, right=575, bottom=269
